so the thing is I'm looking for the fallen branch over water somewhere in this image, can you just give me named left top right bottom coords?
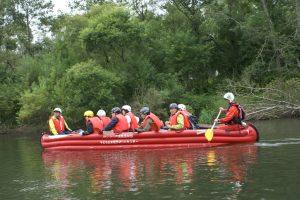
left=226, top=79, right=300, bottom=120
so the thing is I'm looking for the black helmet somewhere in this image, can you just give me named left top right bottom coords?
left=111, top=107, right=121, bottom=114
left=140, top=107, right=150, bottom=115
left=169, top=103, right=178, bottom=109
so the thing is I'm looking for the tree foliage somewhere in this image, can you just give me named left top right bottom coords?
left=55, top=60, right=124, bottom=125
left=0, top=0, right=300, bottom=127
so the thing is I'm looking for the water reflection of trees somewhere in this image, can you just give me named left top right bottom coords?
left=42, top=145, right=257, bottom=198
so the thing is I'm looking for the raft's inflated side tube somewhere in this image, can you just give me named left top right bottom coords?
left=41, top=125, right=258, bottom=150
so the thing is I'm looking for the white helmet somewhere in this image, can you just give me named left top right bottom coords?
left=53, top=107, right=62, bottom=113
left=122, top=105, right=131, bottom=112
left=178, top=104, right=186, bottom=111
left=97, top=109, right=106, bottom=117
left=223, top=92, right=235, bottom=103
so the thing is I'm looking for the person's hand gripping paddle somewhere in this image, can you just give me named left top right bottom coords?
left=205, top=110, right=222, bottom=142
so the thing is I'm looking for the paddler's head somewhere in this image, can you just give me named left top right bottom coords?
left=84, top=110, right=94, bottom=121
left=169, top=103, right=178, bottom=115
left=121, top=105, right=131, bottom=115
left=111, top=107, right=121, bottom=117
left=223, top=92, right=235, bottom=105
left=140, top=107, right=150, bottom=119
left=53, top=107, right=62, bottom=117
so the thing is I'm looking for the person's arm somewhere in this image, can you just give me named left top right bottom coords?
left=103, top=118, right=118, bottom=131
left=219, top=107, right=227, bottom=112
left=86, top=121, right=93, bottom=134
left=219, top=107, right=237, bottom=123
left=170, top=114, right=184, bottom=129
left=64, top=120, right=72, bottom=131
left=136, top=118, right=153, bottom=132
left=48, top=119, right=58, bottom=135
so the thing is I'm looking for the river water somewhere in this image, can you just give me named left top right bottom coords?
left=0, top=119, right=300, bottom=200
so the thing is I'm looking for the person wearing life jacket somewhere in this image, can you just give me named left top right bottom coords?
left=48, top=107, right=72, bottom=135
left=178, top=104, right=191, bottom=117
left=103, top=107, right=128, bottom=133
left=178, top=104, right=200, bottom=129
left=96, top=109, right=111, bottom=128
left=83, top=110, right=103, bottom=135
left=214, top=92, right=244, bottom=131
left=135, top=107, right=163, bottom=132
left=121, top=105, right=138, bottom=131
left=166, top=103, right=191, bottom=130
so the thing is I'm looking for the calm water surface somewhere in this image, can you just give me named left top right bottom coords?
left=1, top=119, right=300, bottom=200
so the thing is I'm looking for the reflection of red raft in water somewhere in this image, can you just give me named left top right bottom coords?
left=42, top=145, right=258, bottom=192
left=41, top=124, right=259, bottom=150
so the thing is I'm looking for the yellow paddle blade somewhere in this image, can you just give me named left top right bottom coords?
left=205, top=128, right=214, bottom=142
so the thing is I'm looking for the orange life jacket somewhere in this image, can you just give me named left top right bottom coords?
left=127, top=112, right=138, bottom=130
left=49, top=116, right=65, bottom=133
left=169, top=111, right=190, bottom=129
left=226, top=102, right=242, bottom=125
left=181, top=110, right=191, bottom=116
left=142, top=113, right=163, bottom=131
left=113, top=114, right=128, bottom=133
left=100, top=116, right=111, bottom=127
left=87, top=117, right=103, bottom=133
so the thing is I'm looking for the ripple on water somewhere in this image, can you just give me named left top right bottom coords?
left=256, top=138, right=300, bottom=147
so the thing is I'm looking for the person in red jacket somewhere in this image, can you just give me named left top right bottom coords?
left=214, top=92, right=243, bottom=131
left=136, top=107, right=163, bottom=132
left=96, top=109, right=111, bottom=128
left=166, top=103, right=190, bottom=130
left=121, top=105, right=138, bottom=131
left=83, top=110, right=103, bottom=135
left=178, top=104, right=191, bottom=117
left=48, top=107, right=72, bottom=135
left=103, top=107, right=128, bottom=133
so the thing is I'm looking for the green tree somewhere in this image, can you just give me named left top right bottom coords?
left=18, top=78, right=54, bottom=124
left=80, top=4, right=144, bottom=64
left=52, top=15, right=89, bottom=67
left=54, top=60, right=124, bottom=125
left=16, top=0, right=54, bottom=54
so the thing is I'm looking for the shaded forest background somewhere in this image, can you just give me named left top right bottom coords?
left=1, top=0, right=300, bottom=128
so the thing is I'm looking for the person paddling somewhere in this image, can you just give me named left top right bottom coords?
left=83, top=110, right=103, bottom=135
left=96, top=109, right=111, bottom=128
left=165, top=103, right=190, bottom=130
left=178, top=104, right=191, bottom=117
left=135, top=107, right=163, bottom=133
left=48, top=107, right=72, bottom=135
left=121, top=105, right=138, bottom=131
left=179, top=103, right=200, bottom=129
left=103, top=107, right=128, bottom=133
left=214, top=92, right=245, bottom=131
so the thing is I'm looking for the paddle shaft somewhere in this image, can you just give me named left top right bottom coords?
left=211, top=110, right=222, bottom=129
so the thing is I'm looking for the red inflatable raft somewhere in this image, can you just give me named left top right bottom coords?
left=40, top=124, right=259, bottom=151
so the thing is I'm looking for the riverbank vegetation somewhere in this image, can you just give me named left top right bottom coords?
left=1, top=0, right=300, bottom=128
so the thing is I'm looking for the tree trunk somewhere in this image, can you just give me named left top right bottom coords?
left=25, top=5, right=32, bottom=55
